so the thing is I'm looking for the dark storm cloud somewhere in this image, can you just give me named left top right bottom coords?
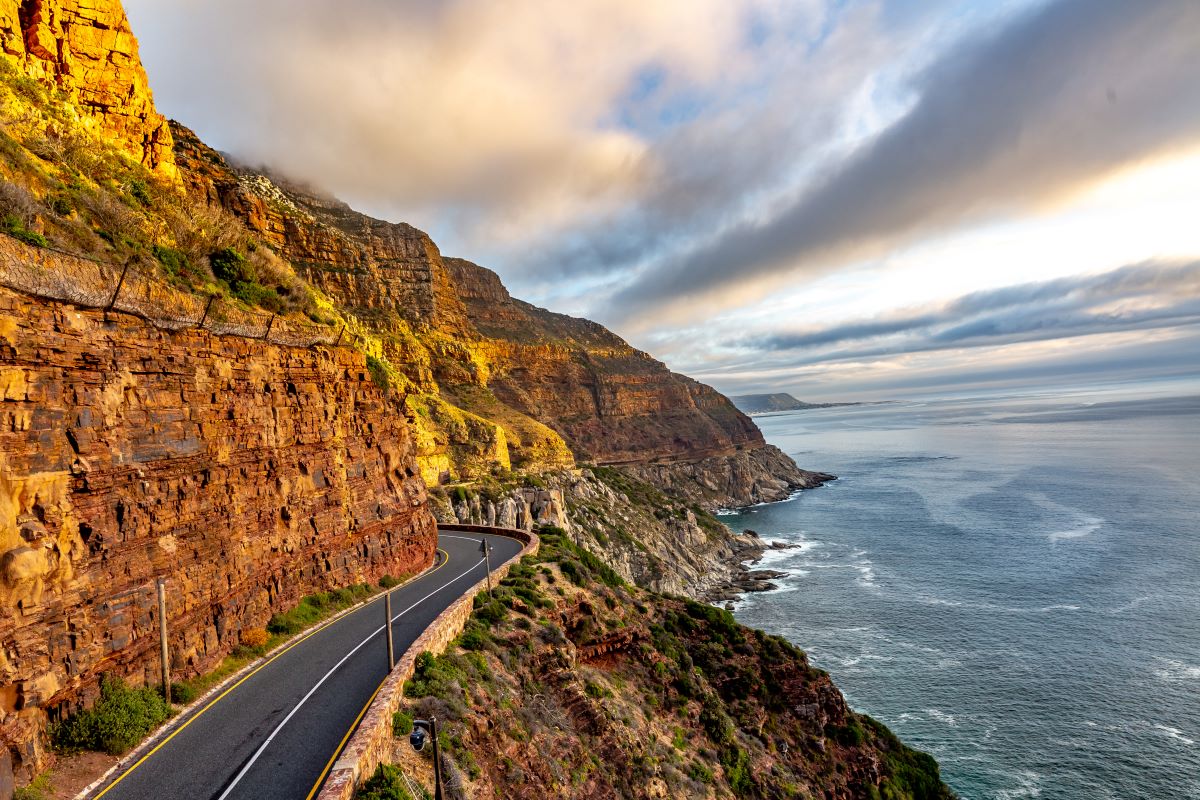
left=608, top=0, right=1200, bottom=321
left=754, top=260, right=1200, bottom=358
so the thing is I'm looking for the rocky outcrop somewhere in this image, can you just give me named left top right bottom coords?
left=426, top=469, right=796, bottom=600
left=620, top=444, right=836, bottom=509
left=0, top=286, right=437, bottom=782
left=369, top=539, right=953, bottom=799
left=443, top=257, right=765, bottom=466
left=0, top=0, right=176, bottom=178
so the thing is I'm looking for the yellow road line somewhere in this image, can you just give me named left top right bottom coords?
left=305, top=546, right=460, bottom=798
left=303, top=676, right=387, bottom=800
left=93, top=548, right=449, bottom=799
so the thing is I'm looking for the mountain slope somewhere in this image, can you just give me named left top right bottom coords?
left=171, top=124, right=826, bottom=505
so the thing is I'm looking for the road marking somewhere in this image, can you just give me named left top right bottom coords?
left=218, top=555, right=485, bottom=800
left=303, top=532, right=520, bottom=798
left=302, top=675, right=387, bottom=800
left=92, top=548, right=450, bottom=799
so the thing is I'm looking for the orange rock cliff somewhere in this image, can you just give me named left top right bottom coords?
left=0, top=284, right=436, bottom=782
left=0, top=0, right=174, bottom=179
left=0, top=0, right=836, bottom=788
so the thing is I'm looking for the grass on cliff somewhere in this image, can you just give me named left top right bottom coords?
left=0, top=58, right=328, bottom=320
left=357, top=763, right=426, bottom=800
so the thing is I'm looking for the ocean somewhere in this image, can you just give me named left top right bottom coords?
left=722, top=388, right=1200, bottom=799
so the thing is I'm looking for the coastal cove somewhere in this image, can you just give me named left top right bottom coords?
left=723, top=388, right=1200, bottom=799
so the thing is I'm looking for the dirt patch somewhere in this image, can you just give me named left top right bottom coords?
left=44, top=751, right=118, bottom=799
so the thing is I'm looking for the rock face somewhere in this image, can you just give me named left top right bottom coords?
left=621, top=444, right=837, bottom=508
left=443, top=257, right=765, bottom=465
left=0, top=286, right=436, bottom=782
left=170, top=133, right=818, bottom=505
left=427, top=469, right=777, bottom=600
left=0, top=0, right=175, bottom=178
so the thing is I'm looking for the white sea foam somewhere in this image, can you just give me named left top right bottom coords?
left=1107, top=594, right=1159, bottom=615
left=1154, top=724, right=1196, bottom=746
left=1154, top=658, right=1200, bottom=683
left=995, top=769, right=1043, bottom=799
left=1032, top=492, right=1105, bottom=542
left=855, top=564, right=878, bottom=588
left=926, top=708, right=959, bottom=727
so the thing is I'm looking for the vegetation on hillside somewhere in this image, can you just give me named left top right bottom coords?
left=368, top=526, right=953, bottom=800
left=0, top=58, right=328, bottom=321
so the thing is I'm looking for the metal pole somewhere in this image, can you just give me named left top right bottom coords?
left=198, top=295, right=216, bottom=328
left=384, top=590, right=394, bottom=670
left=157, top=578, right=170, bottom=704
left=480, top=538, right=492, bottom=596
left=262, top=313, right=276, bottom=340
left=431, top=717, right=444, bottom=800
left=105, top=257, right=134, bottom=321
left=334, top=324, right=345, bottom=346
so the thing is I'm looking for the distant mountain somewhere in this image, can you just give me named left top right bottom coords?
left=731, top=392, right=858, bottom=414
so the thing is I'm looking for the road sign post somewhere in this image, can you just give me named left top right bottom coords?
left=385, top=590, right=394, bottom=669
left=157, top=578, right=170, bottom=704
left=480, top=538, right=492, bottom=596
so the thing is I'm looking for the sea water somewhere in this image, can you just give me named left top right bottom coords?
left=722, top=388, right=1200, bottom=799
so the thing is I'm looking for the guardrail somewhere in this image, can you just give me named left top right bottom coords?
left=316, top=524, right=539, bottom=800
left=0, top=234, right=345, bottom=348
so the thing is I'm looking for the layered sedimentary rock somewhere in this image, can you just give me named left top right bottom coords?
left=171, top=137, right=820, bottom=503
left=0, top=0, right=175, bottom=178
left=0, top=286, right=436, bottom=781
left=443, top=257, right=765, bottom=465
left=622, top=444, right=837, bottom=508
left=172, top=127, right=815, bottom=506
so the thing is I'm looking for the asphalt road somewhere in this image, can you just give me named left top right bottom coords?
left=90, top=529, right=523, bottom=800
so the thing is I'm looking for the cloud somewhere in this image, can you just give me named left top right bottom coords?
left=607, top=0, right=1200, bottom=323
left=756, top=261, right=1200, bottom=355
left=125, top=0, right=795, bottom=244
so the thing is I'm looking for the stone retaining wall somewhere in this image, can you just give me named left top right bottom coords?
left=316, top=524, right=538, bottom=800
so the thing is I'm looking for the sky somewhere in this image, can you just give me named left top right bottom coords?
left=124, top=0, right=1200, bottom=401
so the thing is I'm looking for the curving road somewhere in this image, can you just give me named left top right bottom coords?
left=88, top=529, right=523, bottom=800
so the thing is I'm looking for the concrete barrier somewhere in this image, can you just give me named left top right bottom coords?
left=316, top=524, right=538, bottom=800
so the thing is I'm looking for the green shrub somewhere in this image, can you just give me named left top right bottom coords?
left=829, top=719, right=866, bottom=747
left=720, top=745, right=752, bottom=796
left=209, top=246, right=285, bottom=312
left=209, top=247, right=248, bottom=285
left=458, top=623, right=491, bottom=651
left=1, top=214, right=46, bottom=247
left=474, top=599, right=508, bottom=627
left=356, top=763, right=418, bottom=800
left=127, top=179, right=151, bottom=206
left=687, top=761, right=714, bottom=784
left=366, top=354, right=390, bottom=393
left=379, top=574, right=402, bottom=589
left=403, top=651, right=468, bottom=702
left=166, top=682, right=197, bottom=705
left=152, top=244, right=195, bottom=280
left=584, top=680, right=610, bottom=699
left=392, top=710, right=414, bottom=736
left=51, top=676, right=171, bottom=755
left=48, top=193, right=73, bottom=216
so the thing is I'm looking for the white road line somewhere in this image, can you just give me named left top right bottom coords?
left=215, top=555, right=484, bottom=800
